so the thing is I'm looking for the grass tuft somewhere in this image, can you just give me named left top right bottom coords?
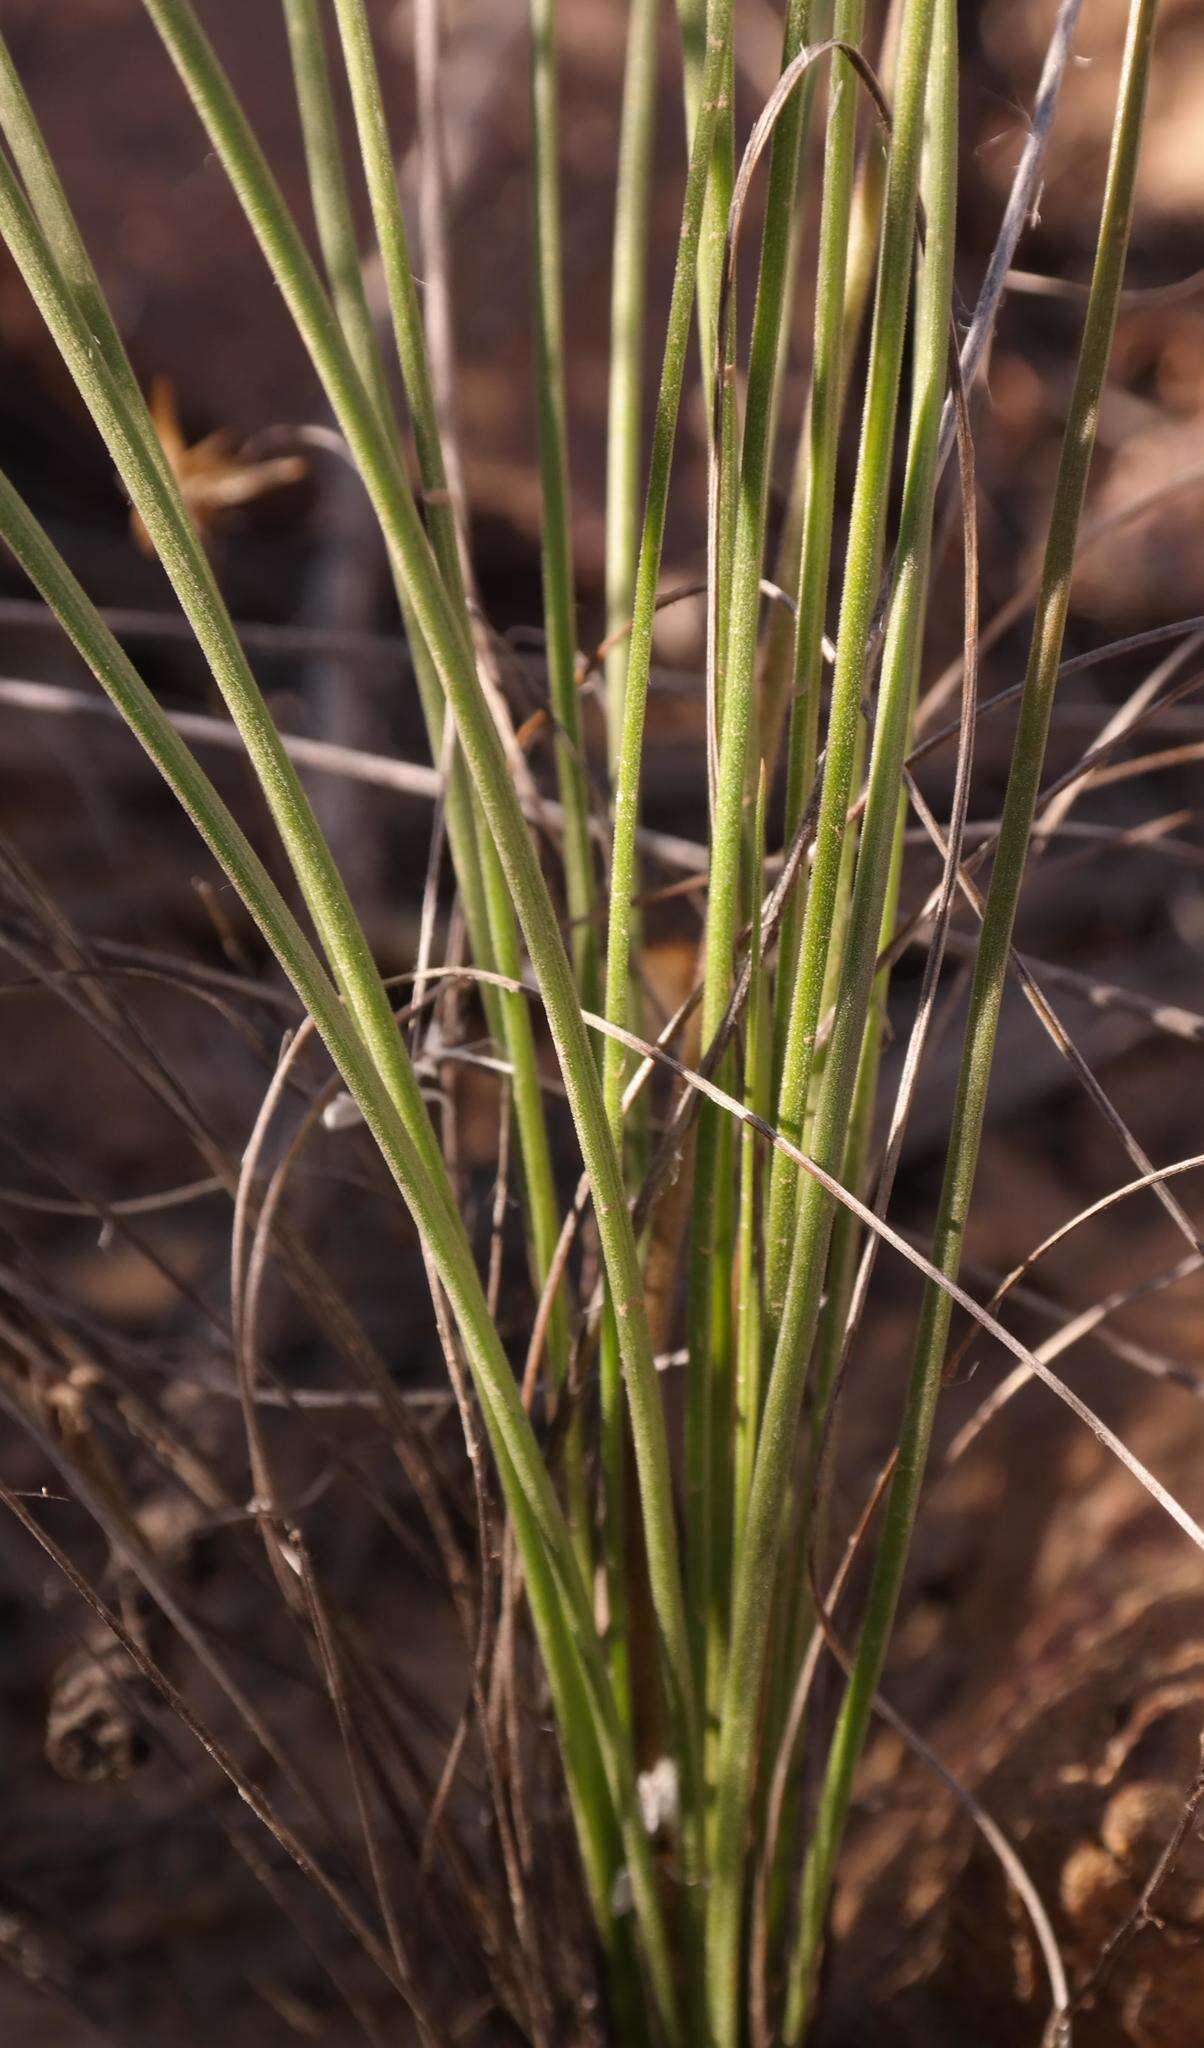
left=0, top=0, right=1182, bottom=2040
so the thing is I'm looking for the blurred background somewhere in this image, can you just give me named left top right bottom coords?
left=1, top=1, right=1204, bottom=2042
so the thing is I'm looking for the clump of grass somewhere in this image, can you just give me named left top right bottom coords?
left=0, top=0, right=1186, bottom=2041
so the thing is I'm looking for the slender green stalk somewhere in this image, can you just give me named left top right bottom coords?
left=691, top=1, right=739, bottom=1712
left=734, top=767, right=771, bottom=1555
left=597, top=0, right=736, bottom=1130
left=759, top=0, right=875, bottom=779
left=596, top=0, right=739, bottom=1987
left=481, top=873, right=593, bottom=1604
left=597, top=0, right=660, bottom=1727
left=691, top=1062, right=735, bottom=1729
left=527, top=0, right=599, bottom=1006
left=605, top=0, right=659, bottom=771
left=787, top=0, right=1158, bottom=2027
left=136, top=0, right=700, bottom=1835
left=597, top=0, right=735, bottom=1794
left=710, top=0, right=811, bottom=1024
left=807, top=777, right=906, bottom=1494
left=691, top=44, right=741, bottom=1717
left=329, top=0, right=465, bottom=607
left=705, top=0, right=946, bottom=2031
left=675, top=0, right=734, bottom=422
left=709, top=255, right=739, bottom=776
left=281, top=1, right=385, bottom=398
left=600, top=13, right=660, bottom=1182
left=595, top=1289, right=631, bottom=1731
left=802, top=712, right=864, bottom=1140
left=765, top=0, right=869, bottom=1317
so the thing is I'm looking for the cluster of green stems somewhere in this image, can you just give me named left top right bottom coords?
left=0, top=0, right=1159, bottom=2039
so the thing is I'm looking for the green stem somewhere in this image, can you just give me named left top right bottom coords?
left=329, top=0, right=464, bottom=604
left=765, top=0, right=869, bottom=1321
left=597, top=0, right=660, bottom=1728
left=734, top=769, right=771, bottom=1556
left=605, top=0, right=659, bottom=774
left=787, top=0, right=1158, bottom=2027
left=759, top=0, right=877, bottom=784
left=281, top=0, right=387, bottom=406
left=598, top=2, right=735, bottom=1822
left=802, top=712, right=865, bottom=1143
left=710, top=0, right=811, bottom=1035
left=675, top=0, right=734, bottom=423
left=528, top=0, right=599, bottom=1007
